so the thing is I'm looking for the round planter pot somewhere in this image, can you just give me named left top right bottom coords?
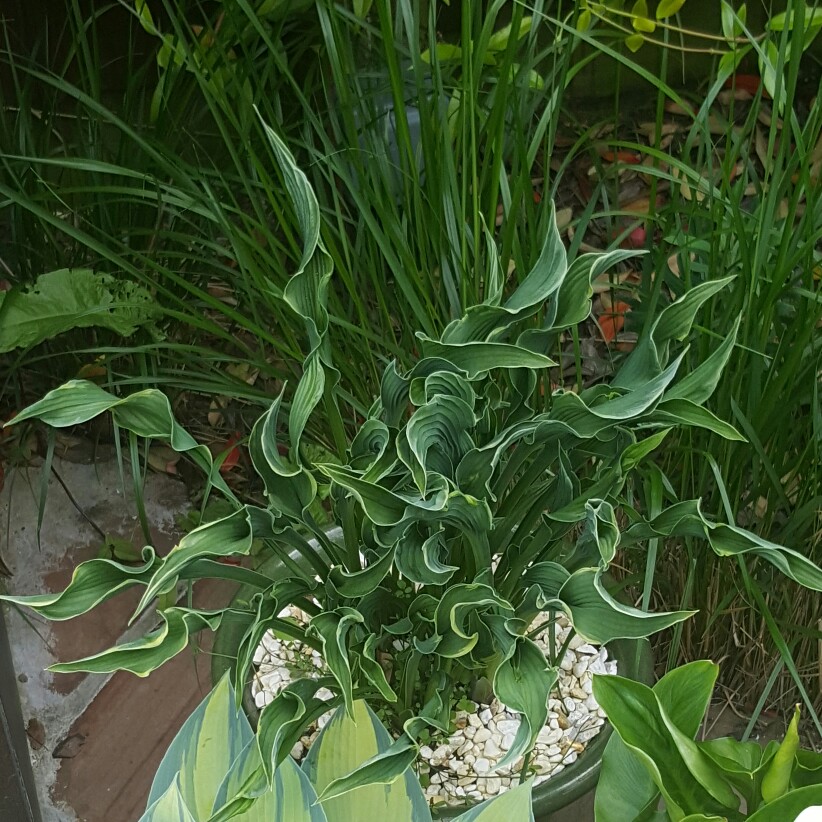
left=212, top=556, right=654, bottom=820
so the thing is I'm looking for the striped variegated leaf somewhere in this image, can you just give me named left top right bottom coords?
left=453, top=779, right=535, bottom=821
left=138, top=779, right=197, bottom=822
left=147, top=675, right=252, bottom=821
left=302, top=700, right=432, bottom=822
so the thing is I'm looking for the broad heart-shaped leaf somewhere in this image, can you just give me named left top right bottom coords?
left=492, top=638, right=557, bottom=771
left=550, top=568, right=694, bottom=643
left=595, top=661, right=719, bottom=822
left=746, top=785, right=822, bottom=821
left=593, top=675, right=739, bottom=819
left=49, top=608, right=222, bottom=677
left=618, top=500, right=822, bottom=592
left=0, top=547, right=159, bottom=620
left=302, top=700, right=432, bottom=822
left=453, top=779, right=535, bottom=821
left=146, top=675, right=252, bottom=820
left=138, top=779, right=198, bottom=822
left=700, top=736, right=772, bottom=809
left=614, top=277, right=734, bottom=390
left=441, top=201, right=567, bottom=344
left=133, top=506, right=275, bottom=617
left=0, top=268, right=157, bottom=353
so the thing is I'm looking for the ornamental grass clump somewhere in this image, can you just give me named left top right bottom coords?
left=5, top=122, right=822, bottom=809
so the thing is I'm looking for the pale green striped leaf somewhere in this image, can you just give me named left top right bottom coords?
left=303, top=700, right=432, bottom=822
left=139, top=779, right=197, bottom=822
left=147, top=675, right=252, bottom=820
left=453, top=779, right=535, bottom=821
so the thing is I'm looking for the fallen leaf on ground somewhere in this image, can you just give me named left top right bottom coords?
left=597, top=301, right=631, bottom=342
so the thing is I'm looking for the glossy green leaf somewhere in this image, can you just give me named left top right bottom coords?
left=307, top=609, right=364, bottom=716
left=303, top=700, right=432, bottom=821
left=416, top=335, right=555, bottom=376
left=453, top=779, right=535, bottom=821
left=50, top=608, right=222, bottom=677
left=647, top=398, right=745, bottom=441
left=0, top=547, right=159, bottom=620
left=656, top=0, right=686, bottom=19
left=792, top=749, right=822, bottom=789
left=147, top=674, right=252, bottom=820
left=554, top=568, right=694, bottom=643
left=487, top=16, right=533, bottom=51
left=134, top=507, right=274, bottom=616
left=593, top=674, right=736, bottom=818
left=746, top=785, right=822, bottom=821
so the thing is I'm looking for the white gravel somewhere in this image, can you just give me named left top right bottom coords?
left=250, top=609, right=617, bottom=808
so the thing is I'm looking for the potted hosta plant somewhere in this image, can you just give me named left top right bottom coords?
left=4, top=122, right=822, bottom=819
left=139, top=673, right=538, bottom=821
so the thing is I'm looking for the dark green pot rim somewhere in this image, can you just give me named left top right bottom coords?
left=211, top=557, right=654, bottom=820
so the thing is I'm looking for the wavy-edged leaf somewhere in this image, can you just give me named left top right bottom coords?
left=395, top=527, right=458, bottom=585
left=303, top=700, right=432, bottom=821
left=493, top=638, right=557, bottom=770
left=416, top=336, right=555, bottom=376
left=134, top=506, right=273, bottom=616
left=0, top=547, right=159, bottom=620
left=146, top=674, right=252, bottom=820
left=307, top=608, right=364, bottom=716
left=554, top=568, right=694, bottom=643
left=647, top=398, right=745, bottom=441
left=51, top=607, right=222, bottom=676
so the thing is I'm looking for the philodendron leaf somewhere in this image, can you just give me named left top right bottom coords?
left=0, top=547, right=159, bottom=620
left=453, top=779, right=535, bottom=821
left=303, top=700, right=432, bottom=822
left=493, top=637, right=557, bottom=771
left=146, top=674, right=252, bottom=821
left=597, top=661, right=720, bottom=822
left=139, top=779, right=198, bottom=822
left=761, top=705, right=801, bottom=803
left=49, top=608, right=222, bottom=677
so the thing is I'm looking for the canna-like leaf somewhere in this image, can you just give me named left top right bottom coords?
left=746, top=786, right=822, bottom=821
left=147, top=674, right=252, bottom=820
